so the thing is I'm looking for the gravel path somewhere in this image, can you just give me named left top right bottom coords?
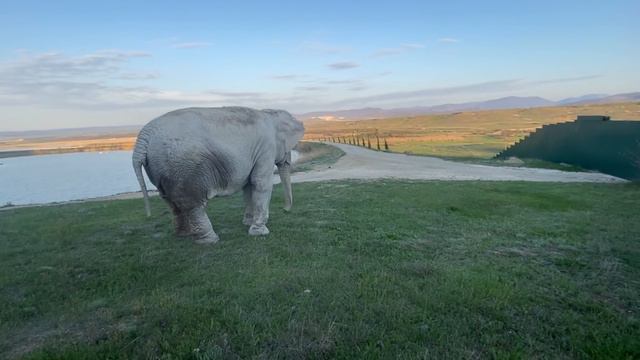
left=286, top=143, right=625, bottom=183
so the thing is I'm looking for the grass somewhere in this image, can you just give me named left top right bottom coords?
left=1, top=181, right=639, bottom=359
left=304, top=102, right=640, bottom=159
left=293, top=142, right=345, bottom=172
left=453, top=157, right=587, bottom=172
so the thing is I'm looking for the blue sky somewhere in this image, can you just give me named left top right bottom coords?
left=0, top=0, right=638, bottom=130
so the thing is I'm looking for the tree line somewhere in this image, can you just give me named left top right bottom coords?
left=314, top=132, right=390, bottom=151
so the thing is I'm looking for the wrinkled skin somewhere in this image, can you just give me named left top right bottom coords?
left=132, top=107, right=304, bottom=244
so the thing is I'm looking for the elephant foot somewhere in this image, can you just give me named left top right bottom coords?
left=248, top=224, right=270, bottom=236
left=242, top=214, right=253, bottom=226
left=194, top=230, right=220, bottom=245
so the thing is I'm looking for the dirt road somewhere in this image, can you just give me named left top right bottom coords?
left=287, top=143, right=624, bottom=183
left=0, top=143, right=625, bottom=211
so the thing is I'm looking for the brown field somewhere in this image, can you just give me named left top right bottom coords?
left=0, top=136, right=137, bottom=152
left=0, top=136, right=137, bottom=158
left=303, top=102, right=640, bottom=158
left=2, top=102, right=639, bottom=159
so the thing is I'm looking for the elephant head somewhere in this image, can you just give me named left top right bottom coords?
left=265, top=109, right=305, bottom=211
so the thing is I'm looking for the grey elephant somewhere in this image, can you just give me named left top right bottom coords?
left=132, top=106, right=305, bottom=244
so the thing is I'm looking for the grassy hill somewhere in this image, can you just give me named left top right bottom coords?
left=304, top=102, right=640, bottom=158
left=1, top=181, right=639, bottom=359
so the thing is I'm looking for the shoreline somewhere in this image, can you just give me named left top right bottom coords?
left=1, top=143, right=627, bottom=212
left=0, top=190, right=159, bottom=212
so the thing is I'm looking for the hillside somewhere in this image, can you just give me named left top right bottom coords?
left=2, top=102, right=639, bottom=160
left=303, top=102, right=640, bottom=158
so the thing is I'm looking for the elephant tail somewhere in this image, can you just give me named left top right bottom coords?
left=132, top=136, right=151, bottom=217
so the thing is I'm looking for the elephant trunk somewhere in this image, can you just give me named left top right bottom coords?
left=277, top=153, right=293, bottom=211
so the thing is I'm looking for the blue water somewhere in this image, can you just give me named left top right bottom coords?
left=0, top=151, right=155, bottom=205
left=0, top=150, right=299, bottom=205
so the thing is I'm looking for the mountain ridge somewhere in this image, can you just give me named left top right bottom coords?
left=2, top=92, right=638, bottom=139
left=296, top=92, right=640, bottom=121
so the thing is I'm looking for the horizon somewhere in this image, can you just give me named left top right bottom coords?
left=1, top=0, right=638, bottom=131
left=1, top=92, right=639, bottom=134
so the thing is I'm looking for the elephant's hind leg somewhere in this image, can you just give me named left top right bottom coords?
left=167, top=201, right=190, bottom=237
left=242, top=183, right=254, bottom=226
left=184, top=205, right=219, bottom=244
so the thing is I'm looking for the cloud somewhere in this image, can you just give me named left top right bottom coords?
left=324, top=79, right=362, bottom=85
left=299, top=41, right=350, bottom=55
left=171, top=42, right=211, bottom=49
left=0, top=50, right=150, bottom=82
left=204, top=90, right=264, bottom=98
left=0, top=50, right=160, bottom=108
left=271, top=74, right=301, bottom=80
left=328, top=79, right=520, bottom=107
left=530, top=75, right=600, bottom=85
left=115, top=72, right=159, bottom=80
left=296, top=86, right=327, bottom=92
left=401, top=43, right=425, bottom=49
left=0, top=50, right=314, bottom=110
left=372, top=43, right=425, bottom=57
left=0, top=49, right=605, bottom=119
left=327, top=61, right=359, bottom=70
left=438, top=38, right=460, bottom=43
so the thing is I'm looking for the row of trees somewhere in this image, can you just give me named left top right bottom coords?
left=316, top=134, right=389, bottom=151
left=318, top=131, right=389, bottom=151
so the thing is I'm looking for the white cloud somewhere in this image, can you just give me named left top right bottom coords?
left=328, top=79, right=520, bottom=107
left=0, top=50, right=319, bottom=111
left=171, top=42, right=211, bottom=49
left=0, top=50, right=160, bottom=108
left=327, top=61, right=359, bottom=70
left=115, top=72, right=159, bottom=80
left=0, top=50, right=150, bottom=81
left=299, top=41, right=350, bottom=55
left=372, top=43, right=425, bottom=57
left=271, top=74, right=302, bottom=80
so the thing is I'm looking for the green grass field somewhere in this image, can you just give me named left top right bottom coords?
left=1, top=181, right=639, bottom=359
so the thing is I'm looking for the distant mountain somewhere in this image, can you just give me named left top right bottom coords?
left=564, top=92, right=640, bottom=105
left=297, top=96, right=557, bottom=121
left=2, top=92, right=638, bottom=136
left=296, top=92, right=640, bottom=121
left=557, top=93, right=608, bottom=105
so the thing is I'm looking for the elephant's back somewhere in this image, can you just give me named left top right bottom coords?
left=142, top=110, right=251, bottom=204
left=153, top=107, right=264, bottom=128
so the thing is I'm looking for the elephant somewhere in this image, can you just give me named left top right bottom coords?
left=132, top=106, right=305, bottom=244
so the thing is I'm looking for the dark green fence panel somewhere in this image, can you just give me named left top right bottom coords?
left=496, top=116, right=640, bottom=180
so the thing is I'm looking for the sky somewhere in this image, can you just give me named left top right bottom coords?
left=0, top=0, right=638, bottom=131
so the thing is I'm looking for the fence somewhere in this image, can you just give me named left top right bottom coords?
left=314, top=133, right=390, bottom=151
left=496, top=116, right=640, bottom=180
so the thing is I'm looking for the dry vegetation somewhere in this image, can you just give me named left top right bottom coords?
left=303, top=102, right=640, bottom=158
left=2, top=102, right=639, bottom=160
left=0, top=136, right=137, bottom=158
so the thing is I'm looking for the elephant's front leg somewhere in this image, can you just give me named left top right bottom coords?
left=248, top=170, right=273, bottom=236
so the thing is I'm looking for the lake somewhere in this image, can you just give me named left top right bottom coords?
left=0, top=150, right=299, bottom=206
left=0, top=151, right=153, bottom=206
